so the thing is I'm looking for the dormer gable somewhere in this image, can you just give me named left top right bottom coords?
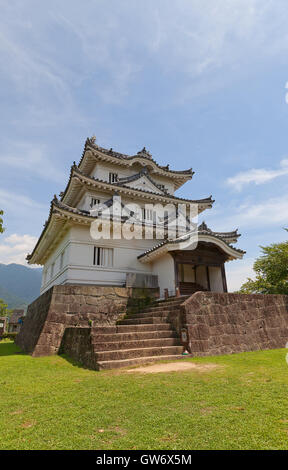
left=116, top=168, right=167, bottom=195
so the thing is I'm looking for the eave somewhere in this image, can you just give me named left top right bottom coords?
left=27, top=200, right=95, bottom=265
left=138, top=232, right=245, bottom=264
left=78, top=138, right=194, bottom=189
left=61, top=167, right=214, bottom=213
left=197, top=221, right=241, bottom=244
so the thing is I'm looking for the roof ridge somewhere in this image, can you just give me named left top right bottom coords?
left=198, top=221, right=241, bottom=238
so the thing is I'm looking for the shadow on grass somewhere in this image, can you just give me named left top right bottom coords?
left=0, top=341, right=25, bottom=357
left=59, top=353, right=99, bottom=372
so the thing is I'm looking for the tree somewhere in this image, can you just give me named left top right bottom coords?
left=0, top=210, right=4, bottom=233
left=0, top=211, right=9, bottom=320
left=0, top=299, right=12, bottom=318
left=240, top=229, right=288, bottom=295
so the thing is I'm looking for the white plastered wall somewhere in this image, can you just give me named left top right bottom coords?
left=92, top=162, right=175, bottom=195
left=152, top=253, right=175, bottom=298
left=92, top=162, right=134, bottom=181
left=209, top=266, right=224, bottom=292
left=41, top=224, right=162, bottom=294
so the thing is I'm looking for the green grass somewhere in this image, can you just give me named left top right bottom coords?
left=1, top=340, right=288, bottom=450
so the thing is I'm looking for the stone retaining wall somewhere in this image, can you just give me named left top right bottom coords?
left=182, top=292, right=288, bottom=356
left=16, top=288, right=288, bottom=360
left=59, top=327, right=97, bottom=369
left=16, top=284, right=157, bottom=357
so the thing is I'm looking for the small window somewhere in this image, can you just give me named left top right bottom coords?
left=90, top=198, right=101, bottom=208
left=158, top=184, right=165, bottom=192
left=142, top=208, right=153, bottom=221
left=109, top=172, right=118, bottom=183
left=93, top=247, right=113, bottom=267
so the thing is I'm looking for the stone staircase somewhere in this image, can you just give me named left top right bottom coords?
left=179, top=282, right=207, bottom=296
left=91, top=296, right=188, bottom=370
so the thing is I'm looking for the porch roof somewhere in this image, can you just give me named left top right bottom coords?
left=138, top=230, right=245, bottom=263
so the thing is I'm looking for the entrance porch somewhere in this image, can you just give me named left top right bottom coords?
left=138, top=229, right=245, bottom=298
left=171, top=242, right=228, bottom=296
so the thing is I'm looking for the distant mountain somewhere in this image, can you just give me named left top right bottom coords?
left=0, top=264, right=42, bottom=309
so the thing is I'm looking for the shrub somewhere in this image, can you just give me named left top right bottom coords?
left=1, top=332, right=17, bottom=341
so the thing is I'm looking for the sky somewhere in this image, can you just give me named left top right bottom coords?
left=0, top=0, right=288, bottom=291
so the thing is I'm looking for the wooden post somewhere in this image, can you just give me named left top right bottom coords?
left=221, top=264, right=228, bottom=293
left=206, top=266, right=211, bottom=291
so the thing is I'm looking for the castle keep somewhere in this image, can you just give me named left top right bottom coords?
left=17, top=137, right=288, bottom=370
left=27, top=137, right=244, bottom=297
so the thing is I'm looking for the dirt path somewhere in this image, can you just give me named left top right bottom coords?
left=126, top=361, right=220, bottom=374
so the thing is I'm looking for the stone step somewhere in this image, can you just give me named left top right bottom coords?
left=95, top=345, right=183, bottom=362
left=124, top=309, right=176, bottom=320
left=91, top=330, right=178, bottom=343
left=116, top=323, right=174, bottom=333
left=92, top=337, right=181, bottom=351
left=97, top=354, right=185, bottom=370
left=141, top=304, right=183, bottom=314
left=155, top=296, right=189, bottom=304
left=92, top=323, right=174, bottom=334
left=118, top=316, right=170, bottom=325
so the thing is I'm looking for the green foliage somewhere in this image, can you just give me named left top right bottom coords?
left=0, top=210, right=4, bottom=234
left=0, top=298, right=12, bottom=318
left=1, top=332, right=17, bottom=340
left=240, top=229, right=288, bottom=294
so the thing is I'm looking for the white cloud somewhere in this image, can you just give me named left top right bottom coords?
left=236, top=196, right=288, bottom=227
left=226, top=159, right=288, bottom=191
left=208, top=194, right=288, bottom=232
left=226, top=257, right=255, bottom=292
left=0, top=0, right=287, bottom=108
left=0, top=233, right=38, bottom=265
left=0, top=188, right=46, bottom=213
left=0, top=142, right=65, bottom=183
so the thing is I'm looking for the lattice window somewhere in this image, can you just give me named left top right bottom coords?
left=90, top=197, right=101, bottom=208
left=109, top=172, right=118, bottom=183
left=93, top=247, right=113, bottom=267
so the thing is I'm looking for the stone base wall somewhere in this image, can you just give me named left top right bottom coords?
left=16, top=284, right=159, bottom=357
left=182, top=292, right=288, bottom=356
left=59, top=328, right=97, bottom=369
left=15, top=287, right=54, bottom=355
left=16, top=288, right=288, bottom=361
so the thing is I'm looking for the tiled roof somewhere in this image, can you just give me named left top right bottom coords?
left=137, top=227, right=245, bottom=260
left=79, top=137, right=194, bottom=176
left=117, top=167, right=168, bottom=194
left=62, top=166, right=214, bottom=206
left=198, top=221, right=241, bottom=239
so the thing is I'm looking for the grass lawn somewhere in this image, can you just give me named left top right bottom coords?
left=1, top=340, right=288, bottom=450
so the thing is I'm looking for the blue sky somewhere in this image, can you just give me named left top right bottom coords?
left=0, top=0, right=288, bottom=290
